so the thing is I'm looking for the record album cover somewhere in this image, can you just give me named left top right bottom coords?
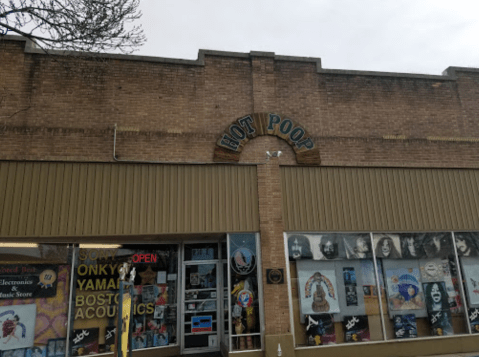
left=305, top=314, right=336, bottom=346
left=71, top=328, right=99, bottom=356
left=343, top=315, right=370, bottom=342
left=428, top=310, right=453, bottom=336
left=393, top=314, right=417, bottom=339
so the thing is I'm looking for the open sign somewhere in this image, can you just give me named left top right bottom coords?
left=131, top=254, right=157, bottom=263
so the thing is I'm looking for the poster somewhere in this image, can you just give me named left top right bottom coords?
left=385, top=267, right=425, bottom=311
left=0, top=265, right=58, bottom=300
left=399, top=234, right=426, bottom=259
left=309, top=234, right=344, bottom=260
left=393, top=314, right=417, bottom=339
left=343, top=234, right=372, bottom=259
left=468, top=308, right=479, bottom=333
left=287, top=234, right=313, bottom=260
left=428, top=310, right=453, bottom=336
left=297, top=261, right=339, bottom=315
left=26, top=347, right=46, bottom=357
left=305, top=314, right=336, bottom=345
left=419, top=259, right=444, bottom=283
left=343, top=315, right=370, bottom=342
left=454, top=232, right=479, bottom=257
left=343, top=268, right=358, bottom=306
left=462, top=258, right=479, bottom=306
left=422, top=233, right=453, bottom=258
left=373, top=234, right=402, bottom=259
left=0, top=304, right=36, bottom=351
left=103, top=326, right=116, bottom=353
left=71, top=328, right=99, bottom=356
left=423, top=282, right=449, bottom=312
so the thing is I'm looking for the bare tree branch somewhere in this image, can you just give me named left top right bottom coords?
left=0, top=0, right=145, bottom=53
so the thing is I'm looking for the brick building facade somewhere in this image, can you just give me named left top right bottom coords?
left=2, top=35, right=479, bottom=357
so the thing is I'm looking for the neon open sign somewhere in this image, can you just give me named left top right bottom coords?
left=131, top=253, right=157, bottom=263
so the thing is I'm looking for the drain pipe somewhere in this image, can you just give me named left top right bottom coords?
left=112, top=123, right=268, bottom=165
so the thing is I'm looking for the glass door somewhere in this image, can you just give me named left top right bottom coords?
left=182, top=261, right=220, bottom=354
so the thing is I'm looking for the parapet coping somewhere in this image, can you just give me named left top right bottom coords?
left=2, top=34, right=478, bottom=80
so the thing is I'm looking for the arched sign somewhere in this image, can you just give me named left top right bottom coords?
left=213, top=113, right=320, bottom=165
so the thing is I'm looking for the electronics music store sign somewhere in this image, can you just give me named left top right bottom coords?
left=213, top=113, right=321, bottom=165
left=0, top=265, right=58, bottom=299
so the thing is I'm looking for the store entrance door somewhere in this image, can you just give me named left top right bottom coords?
left=181, top=247, right=222, bottom=354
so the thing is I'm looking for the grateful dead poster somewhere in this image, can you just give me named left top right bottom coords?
left=384, top=265, right=425, bottom=312
left=461, top=257, right=479, bottom=306
left=419, top=259, right=444, bottom=283
left=309, top=234, right=345, bottom=261
left=297, top=261, right=340, bottom=315
left=0, top=304, right=36, bottom=351
left=287, top=234, right=313, bottom=260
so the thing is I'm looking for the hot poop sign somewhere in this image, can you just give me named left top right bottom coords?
left=214, top=113, right=321, bottom=165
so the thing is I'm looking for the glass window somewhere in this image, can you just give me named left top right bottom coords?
left=71, top=244, right=179, bottom=355
left=287, top=233, right=385, bottom=346
left=454, top=232, right=479, bottom=334
left=228, top=233, right=262, bottom=351
left=0, top=243, right=72, bottom=357
left=374, top=233, right=466, bottom=339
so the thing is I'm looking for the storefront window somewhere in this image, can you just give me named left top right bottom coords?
left=71, top=244, right=179, bottom=355
left=454, top=232, right=479, bottom=334
left=374, top=233, right=466, bottom=340
left=287, top=232, right=470, bottom=348
left=0, top=243, right=72, bottom=357
left=287, top=233, right=384, bottom=346
left=228, top=233, right=262, bottom=351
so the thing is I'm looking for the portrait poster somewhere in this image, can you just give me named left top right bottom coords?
left=305, top=314, right=336, bottom=346
left=71, top=328, right=99, bottom=356
left=393, top=314, right=417, bottom=339
left=296, top=260, right=340, bottom=315
left=399, top=234, right=426, bottom=259
left=461, top=257, right=479, bottom=306
left=454, top=232, right=479, bottom=257
left=309, top=234, right=345, bottom=261
left=423, top=282, right=449, bottom=312
left=154, top=332, right=168, bottom=346
left=343, top=234, right=372, bottom=260
left=468, top=308, right=479, bottom=333
left=422, top=233, right=453, bottom=259
left=0, top=304, right=36, bottom=351
left=419, top=259, right=444, bottom=283
left=287, top=234, right=313, bottom=260
left=384, top=266, right=425, bottom=311
left=373, top=234, right=402, bottom=259
left=141, top=285, right=155, bottom=304
left=343, top=315, right=370, bottom=342
left=428, top=310, right=453, bottom=336
left=343, top=268, right=358, bottom=306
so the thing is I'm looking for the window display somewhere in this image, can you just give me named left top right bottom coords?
left=288, top=231, right=472, bottom=348
left=0, top=244, right=72, bottom=357
left=228, top=233, right=262, bottom=351
left=72, top=244, right=179, bottom=355
left=288, top=233, right=384, bottom=347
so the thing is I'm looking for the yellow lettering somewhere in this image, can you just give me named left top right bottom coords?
left=86, top=295, right=96, bottom=306
left=76, top=295, right=84, bottom=307
left=85, top=307, right=95, bottom=319
left=107, top=278, right=117, bottom=290
left=85, top=279, right=94, bottom=291
left=75, top=308, right=84, bottom=319
left=96, top=306, right=106, bottom=318
left=146, top=303, right=155, bottom=315
left=77, top=264, right=88, bottom=276
left=78, top=249, right=87, bottom=261
left=77, top=279, right=87, bottom=290
left=95, top=278, right=107, bottom=290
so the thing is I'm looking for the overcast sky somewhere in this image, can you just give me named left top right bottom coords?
left=136, top=0, right=478, bottom=75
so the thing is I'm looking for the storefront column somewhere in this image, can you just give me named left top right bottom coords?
left=257, top=152, right=295, bottom=357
